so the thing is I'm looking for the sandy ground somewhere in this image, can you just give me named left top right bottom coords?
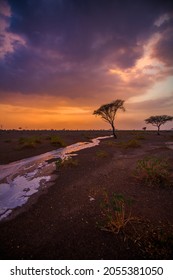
left=0, top=129, right=173, bottom=259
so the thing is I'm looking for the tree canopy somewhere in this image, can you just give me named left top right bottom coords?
left=145, top=115, right=173, bottom=135
left=93, top=99, right=125, bottom=138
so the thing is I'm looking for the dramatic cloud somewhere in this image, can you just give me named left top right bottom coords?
left=152, top=27, right=173, bottom=67
left=0, top=1, right=26, bottom=59
left=0, top=0, right=173, bottom=129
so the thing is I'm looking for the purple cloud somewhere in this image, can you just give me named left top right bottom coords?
left=0, top=0, right=172, bottom=101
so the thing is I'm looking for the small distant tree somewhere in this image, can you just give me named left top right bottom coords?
left=142, top=127, right=146, bottom=131
left=145, top=115, right=173, bottom=135
left=93, top=99, right=125, bottom=138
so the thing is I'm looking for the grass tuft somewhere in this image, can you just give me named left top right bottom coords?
left=117, top=139, right=141, bottom=149
left=55, top=157, right=78, bottom=170
left=18, top=136, right=42, bottom=149
left=100, top=191, right=134, bottom=234
left=50, top=135, right=66, bottom=147
left=134, top=156, right=172, bottom=187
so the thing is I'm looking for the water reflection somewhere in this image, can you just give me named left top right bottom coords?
left=0, top=136, right=111, bottom=220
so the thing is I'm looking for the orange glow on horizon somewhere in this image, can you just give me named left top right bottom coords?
left=0, top=103, right=139, bottom=130
left=1, top=32, right=172, bottom=131
left=1, top=101, right=173, bottom=130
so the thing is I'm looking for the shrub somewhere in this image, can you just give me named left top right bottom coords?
left=125, top=139, right=141, bottom=148
left=50, top=135, right=66, bottom=147
left=55, top=158, right=63, bottom=169
left=55, top=157, right=78, bottom=170
left=104, top=138, right=141, bottom=149
left=117, top=139, right=141, bottom=149
left=19, top=136, right=42, bottom=145
left=18, top=136, right=42, bottom=149
left=100, top=191, right=133, bottom=234
left=134, top=157, right=171, bottom=187
left=96, top=150, right=108, bottom=158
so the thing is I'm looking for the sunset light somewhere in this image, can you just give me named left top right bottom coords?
left=1, top=0, right=173, bottom=263
left=0, top=0, right=173, bottom=130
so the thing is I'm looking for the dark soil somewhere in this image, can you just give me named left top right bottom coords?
left=0, top=130, right=173, bottom=260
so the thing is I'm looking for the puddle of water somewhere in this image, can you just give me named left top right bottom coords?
left=0, top=175, right=50, bottom=217
left=0, top=135, right=112, bottom=220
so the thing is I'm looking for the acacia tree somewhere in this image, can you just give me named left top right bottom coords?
left=145, top=115, right=173, bottom=135
left=93, top=99, right=125, bottom=138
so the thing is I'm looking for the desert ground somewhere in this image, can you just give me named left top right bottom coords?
left=0, top=129, right=173, bottom=259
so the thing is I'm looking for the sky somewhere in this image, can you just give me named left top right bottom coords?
left=0, top=0, right=173, bottom=130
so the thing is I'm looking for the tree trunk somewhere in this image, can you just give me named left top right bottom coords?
left=157, top=125, right=160, bottom=135
left=111, top=123, right=117, bottom=139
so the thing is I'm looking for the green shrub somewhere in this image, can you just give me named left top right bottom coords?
left=125, top=139, right=141, bottom=148
left=55, top=158, right=63, bottom=169
left=134, top=157, right=171, bottom=187
left=100, top=191, right=133, bottom=234
left=18, top=136, right=42, bottom=149
left=50, top=135, right=66, bottom=147
left=118, top=139, right=141, bottom=149
left=55, top=157, right=78, bottom=170
left=104, top=138, right=141, bottom=149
